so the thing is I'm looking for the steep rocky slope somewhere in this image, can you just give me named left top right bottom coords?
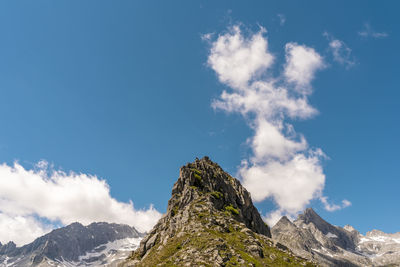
left=354, top=229, right=400, bottom=266
left=272, top=208, right=400, bottom=266
left=0, top=222, right=143, bottom=267
left=122, top=157, right=314, bottom=266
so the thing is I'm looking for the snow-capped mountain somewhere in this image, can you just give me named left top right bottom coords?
left=0, top=222, right=143, bottom=267
left=355, top=229, right=400, bottom=266
left=272, top=208, right=400, bottom=266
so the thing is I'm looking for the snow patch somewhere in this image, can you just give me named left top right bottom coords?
left=326, top=232, right=338, bottom=238
left=75, top=237, right=142, bottom=266
left=360, top=235, right=400, bottom=244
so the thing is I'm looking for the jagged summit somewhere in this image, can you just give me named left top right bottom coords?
left=296, top=208, right=339, bottom=235
left=169, top=156, right=270, bottom=236
left=0, top=222, right=142, bottom=266
left=295, top=208, right=356, bottom=251
left=272, top=209, right=372, bottom=267
left=343, top=224, right=358, bottom=233
left=296, top=208, right=322, bottom=225
left=273, top=208, right=400, bottom=266
left=0, top=241, right=16, bottom=255
left=275, top=216, right=294, bottom=227
left=124, top=157, right=313, bottom=266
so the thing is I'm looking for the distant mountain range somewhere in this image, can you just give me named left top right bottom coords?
left=1, top=157, right=399, bottom=267
left=0, top=222, right=143, bottom=267
left=272, top=208, right=400, bottom=266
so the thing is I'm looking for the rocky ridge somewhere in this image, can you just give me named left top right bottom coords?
left=0, top=222, right=143, bottom=267
left=357, top=229, right=400, bottom=266
left=272, top=208, right=400, bottom=266
left=123, top=156, right=314, bottom=266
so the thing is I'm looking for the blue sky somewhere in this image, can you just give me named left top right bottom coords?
left=0, top=1, right=398, bottom=245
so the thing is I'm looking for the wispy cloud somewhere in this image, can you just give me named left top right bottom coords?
left=320, top=196, right=352, bottom=212
left=358, top=23, right=388, bottom=39
left=277, top=14, right=286, bottom=26
left=0, top=161, right=161, bottom=246
left=206, top=25, right=349, bottom=225
left=324, top=32, right=355, bottom=68
left=201, top=32, right=214, bottom=42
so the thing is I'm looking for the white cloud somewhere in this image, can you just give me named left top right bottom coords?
left=201, top=32, right=214, bottom=41
left=250, top=119, right=307, bottom=162
left=324, top=32, right=355, bottom=68
left=212, top=81, right=317, bottom=120
left=0, top=161, right=161, bottom=246
left=207, top=25, right=274, bottom=89
left=241, top=152, right=325, bottom=210
left=263, top=209, right=287, bottom=227
left=358, top=23, right=388, bottom=39
left=320, top=196, right=352, bottom=212
left=277, top=14, right=286, bottom=26
left=284, top=43, right=325, bottom=92
left=207, top=24, right=349, bottom=222
left=0, top=213, right=53, bottom=247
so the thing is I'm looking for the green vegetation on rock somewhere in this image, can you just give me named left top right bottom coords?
left=191, top=168, right=202, bottom=175
left=225, top=204, right=239, bottom=216
left=126, top=199, right=313, bottom=267
left=194, top=173, right=202, bottom=183
left=122, top=157, right=314, bottom=267
left=211, top=191, right=223, bottom=199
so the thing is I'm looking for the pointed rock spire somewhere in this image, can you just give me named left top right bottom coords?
left=123, top=157, right=312, bottom=266
left=168, top=156, right=270, bottom=237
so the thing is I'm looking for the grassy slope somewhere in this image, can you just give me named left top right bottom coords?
left=128, top=195, right=315, bottom=267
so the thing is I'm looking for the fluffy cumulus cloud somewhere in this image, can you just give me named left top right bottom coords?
left=324, top=32, right=355, bottom=68
left=207, top=25, right=274, bottom=89
left=284, top=43, right=325, bottom=92
left=0, top=161, right=161, bottom=246
left=0, top=213, right=53, bottom=247
left=206, top=25, right=350, bottom=226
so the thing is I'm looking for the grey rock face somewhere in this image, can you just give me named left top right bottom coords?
left=296, top=208, right=358, bottom=251
left=134, top=156, right=271, bottom=260
left=272, top=208, right=400, bottom=267
left=0, top=222, right=143, bottom=266
left=272, top=215, right=321, bottom=259
left=357, top=230, right=400, bottom=266
left=169, top=156, right=271, bottom=237
left=123, top=157, right=311, bottom=267
left=0, top=242, right=16, bottom=255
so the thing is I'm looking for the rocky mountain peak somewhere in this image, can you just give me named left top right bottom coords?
left=343, top=225, right=358, bottom=233
left=124, top=157, right=312, bottom=266
left=274, top=216, right=294, bottom=228
left=272, top=209, right=370, bottom=266
left=168, top=156, right=270, bottom=236
left=273, top=209, right=400, bottom=267
left=296, top=208, right=321, bottom=224
left=366, top=229, right=386, bottom=237
left=295, top=208, right=336, bottom=236
left=0, top=241, right=17, bottom=255
left=0, top=222, right=142, bottom=266
left=295, top=208, right=356, bottom=251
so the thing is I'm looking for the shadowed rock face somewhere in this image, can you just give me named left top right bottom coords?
left=124, top=157, right=314, bottom=267
left=0, top=241, right=17, bottom=255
